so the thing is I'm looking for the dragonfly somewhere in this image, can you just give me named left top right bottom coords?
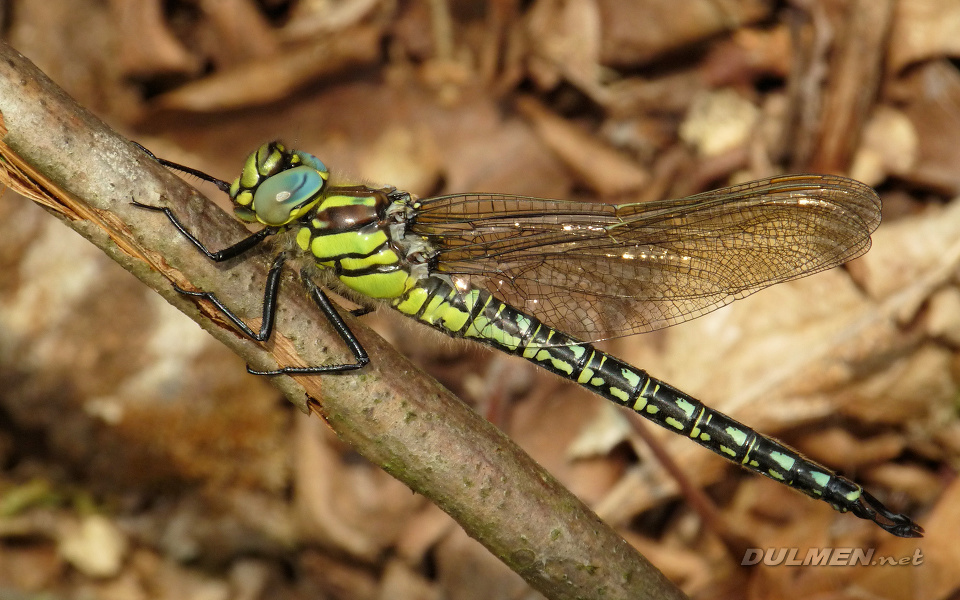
left=134, top=141, right=922, bottom=538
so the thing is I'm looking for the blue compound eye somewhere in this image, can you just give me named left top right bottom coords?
left=253, top=165, right=326, bottom=226
left=293, top=151, right=329, bottom=178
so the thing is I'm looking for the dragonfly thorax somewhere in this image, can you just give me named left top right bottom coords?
left=287, top=181, right=439, bottom=300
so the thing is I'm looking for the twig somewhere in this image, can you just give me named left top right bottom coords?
left=0, top=41, right=684, bottom=600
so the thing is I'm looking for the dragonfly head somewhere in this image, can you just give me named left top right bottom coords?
left=229, top=141, right=330, bottom=227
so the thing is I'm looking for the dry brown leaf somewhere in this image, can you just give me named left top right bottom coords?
left=701, top=25, right=794, bottom=86
left=850, top=105, right=919, bottom=186
left=358, top=125, right=443, bottom=197
left=525, top=0, right=603, bottom=95
left=884, top=477, right=960, bottom=600
left=301, top=551, right=380, bottom=599
left=394, top=504, right=457, bottom=565
left=434, top=529, right=531, bottom=600
left=925, top=287, right=960, bottom=346
left=860, top=196, right=960, bottom=309
left=896, top=60, right=960, bottom=195
left=152, top=28, right=382, bottom=112
left=516, top=95, right=649, bottom=196
left=438, top=116, right=573, bottom=198
left=679, top=88, right=760, bottom=157
left=602, top=72, right=706, bottom=118
left=510, top=378, right=625, bottom=506
left=108, top=0, right=199, bottom=78
left=198, top=0, right=280, bottom=65
left=621, top=531, right=716, bottom=596
left=597, top=0, right=772, bottom=66
left=378, top=560, right=439, bottom=600
left=866, top=463, right=941, bottom=506
left=797, top=428, right=906, bottom=469
left=285, top=0, right=386, bottom=40
left=808, top=0, right=895, bottom=173
left=888, top=0, right=960, bottom=73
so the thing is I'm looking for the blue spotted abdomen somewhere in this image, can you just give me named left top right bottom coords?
left=390, top=274, right=871, bottom=515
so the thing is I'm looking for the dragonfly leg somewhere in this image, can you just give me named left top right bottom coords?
left=171, top=252, right=287, bottom=342
left=133, top=141, right=232, bottom=193
left=248, top=269, right=370, bottom=375
left=132, top=199, right=276, bottom=261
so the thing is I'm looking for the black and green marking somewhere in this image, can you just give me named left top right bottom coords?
left=135, top=141, right=923, bottom=538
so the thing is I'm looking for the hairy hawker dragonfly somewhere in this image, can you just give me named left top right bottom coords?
left=134, top=141, right=922, bottom=538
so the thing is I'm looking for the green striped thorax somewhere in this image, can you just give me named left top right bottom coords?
left=226, top=141, right=433, bottom=301
left=229, top=141, right=331, bottom=226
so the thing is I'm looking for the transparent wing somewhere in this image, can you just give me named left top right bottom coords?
left=411, top=174, right=881, bottom=341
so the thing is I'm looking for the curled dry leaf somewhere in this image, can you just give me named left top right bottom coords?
left=925, top=287, right=960, bottom=346
left=196, top=0, right=280, bottom=65
left=284, top=0, right=385, bottom=40
left=808, top=0, right=895, bottom=173
left=57, top=516, right=128, bottom=579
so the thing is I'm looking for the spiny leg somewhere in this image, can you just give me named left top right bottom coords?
left=133, top=141, right=232, bottom=193
left=172, top=256, right=369, bottom=374
left=172, top=251, right=288, bottom=342
left=131, top=191, right=282, bottom=341
left=135, top=201, right=369, bottom=373
left=131, top=200, right=276, bottom=261
left=248, top=269, right=370, bottom=375
left=132, top=142, right=275, bottom=261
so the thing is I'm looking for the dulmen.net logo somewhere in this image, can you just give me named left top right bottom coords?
left=741, top=547, right=924, bottom=567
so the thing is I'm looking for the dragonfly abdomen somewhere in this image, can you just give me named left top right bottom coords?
left=390, top=273, right=909, bottom=530
left=634, top=379, right=871, bottom=507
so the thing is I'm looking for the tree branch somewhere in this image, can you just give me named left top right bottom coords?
left=0, top=41, right=684, bottom=600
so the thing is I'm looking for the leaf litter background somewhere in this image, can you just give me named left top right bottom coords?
left=0, top=0, right=959, bottom=598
